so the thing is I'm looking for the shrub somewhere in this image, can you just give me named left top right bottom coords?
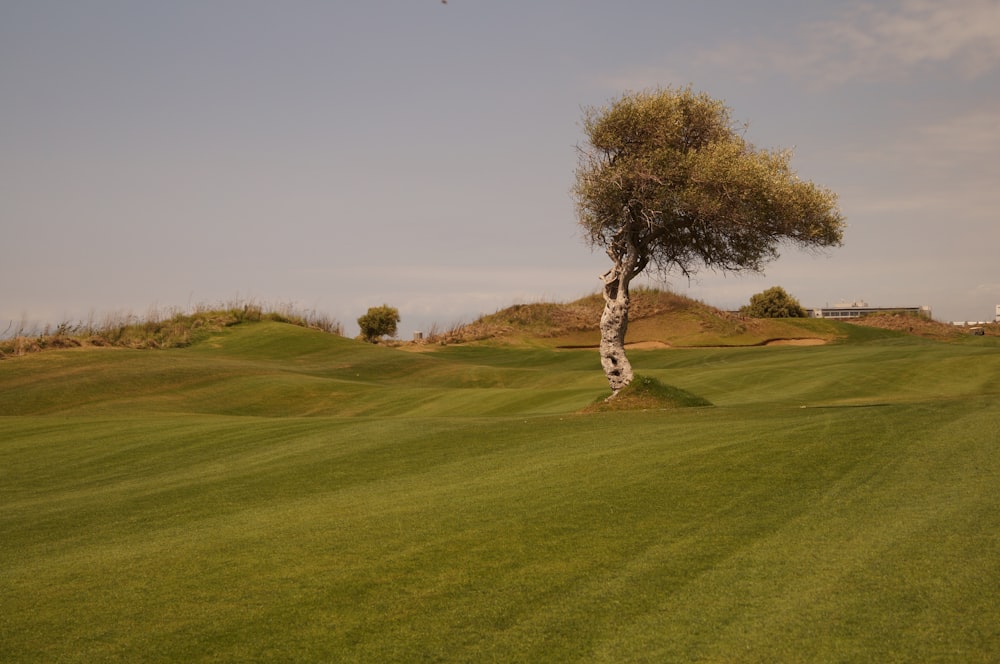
left=358, top=305, right=401, bottom=343
left=740, top=286, right=807, bottom=318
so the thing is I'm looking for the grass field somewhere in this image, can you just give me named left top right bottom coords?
left=2, top=321, right=1000, bottom=662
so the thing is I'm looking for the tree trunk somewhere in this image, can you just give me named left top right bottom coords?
left=600, top=267, right=633, bottom=396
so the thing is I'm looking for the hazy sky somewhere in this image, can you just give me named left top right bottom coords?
left=4, top=0, right=999, bottom=337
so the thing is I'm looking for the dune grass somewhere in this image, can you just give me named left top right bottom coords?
left=0, top=301, right=342, bottom=357
left=2, top=322, right=1000, bottom=662
left=433, top=288, right=851, bottom=348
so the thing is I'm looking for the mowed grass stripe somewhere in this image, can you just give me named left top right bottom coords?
left=2, top=324, right=1000, bottom=661
left=0, top=322, right=605, bottom=418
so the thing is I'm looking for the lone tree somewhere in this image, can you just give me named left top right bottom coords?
left=574, top=87, right=844, bottom=395
left=741, top=286, right=808, bottom=318
left=358, top=305, right=400, bottom=343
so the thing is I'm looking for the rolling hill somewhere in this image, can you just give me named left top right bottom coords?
left=3, top=311, right=1000, bottom=662
left=426, top=288, right=980, bottom=348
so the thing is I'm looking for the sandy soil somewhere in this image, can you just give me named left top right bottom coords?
left=625, top=341, right=672, bottom=349
left=765, top=338, right=827, bottom=346
left=564, top=338, right=828, bottom=350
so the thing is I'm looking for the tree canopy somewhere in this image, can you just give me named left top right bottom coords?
left=357, top=305, right=400, bottom=343
left=574, top=86, right=844, bottom=394
left=740, top=286, right=808, bottom=318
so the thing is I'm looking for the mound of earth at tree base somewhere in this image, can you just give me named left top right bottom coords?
left=581, top=375, right=713, bottom=413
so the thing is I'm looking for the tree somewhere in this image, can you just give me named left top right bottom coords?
left=740, top=286, right=808, bottom=318
left=357, top=305, right=400, bottom=343
left=573, top=87, right=844, bottom=395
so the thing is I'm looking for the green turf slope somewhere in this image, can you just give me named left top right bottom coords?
left=0, top=322, right=605, bottom=418
left=2, top=322, right=1000, bottom=662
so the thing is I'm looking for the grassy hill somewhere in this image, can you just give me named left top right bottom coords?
left=427, top=288, right=980, bottom=348
left=3, top=317, right=1000, bottom=661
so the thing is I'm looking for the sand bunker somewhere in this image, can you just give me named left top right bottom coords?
left=560, top=338, right=828, bottom=350
left=625, top=341, right=672, bottom=349
left=764, top=338, right=826, bottom=346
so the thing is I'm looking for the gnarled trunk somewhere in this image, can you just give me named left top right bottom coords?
left=599, top=266, right=633, bottom=396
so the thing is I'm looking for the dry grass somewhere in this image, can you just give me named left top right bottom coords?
left=844, top=311, right=987, bottom=341
left=426, top=288, right=752, bottom=346
left=422, top=291, right=996, bottom=350
left=0, top=300, right=342, bottom=359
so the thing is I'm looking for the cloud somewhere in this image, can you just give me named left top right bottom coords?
left=699, top=0, right=1000, bottom=85
left=864, top=0, right=1000, bottom=74
left=830, top=103, right=1000, bottom=220
left=974, top=283, right=1000, bottom=295
left=916, top=106, right=1000, bottom=158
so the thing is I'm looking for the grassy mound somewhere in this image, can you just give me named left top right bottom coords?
left=0, top=302, right=342, bottom=358
left=583, top=374, right=713, bottom=412
left=432, top=288, right=845, bottom=348
left=845, top=310, right=994, bottom=340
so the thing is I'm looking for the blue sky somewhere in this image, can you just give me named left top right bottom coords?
left=4, top=0, right=999, bottom=336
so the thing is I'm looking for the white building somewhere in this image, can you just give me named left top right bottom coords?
left=809, top=300, right=932, bottom=320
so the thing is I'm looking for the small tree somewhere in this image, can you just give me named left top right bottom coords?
left=357, top=305, right=400, bottom=343
left=574, top=86, right=844, bottom=395
left=741, top=286, right=808, bottom=318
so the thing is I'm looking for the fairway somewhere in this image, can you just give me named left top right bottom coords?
left=2, top=322, right=1000, bottom=662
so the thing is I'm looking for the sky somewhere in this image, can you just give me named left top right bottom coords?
left=4, top=0, right=1000, bottom=338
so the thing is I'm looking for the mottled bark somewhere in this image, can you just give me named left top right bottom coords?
left=601, top=222, right=649, bottom=398
left=599, top=275, right=633, bottom=395
left=599, top=234, right=643, bottom=395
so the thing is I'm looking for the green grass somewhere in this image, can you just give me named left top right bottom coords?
left=2, top=321, right=1000, bottom=661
